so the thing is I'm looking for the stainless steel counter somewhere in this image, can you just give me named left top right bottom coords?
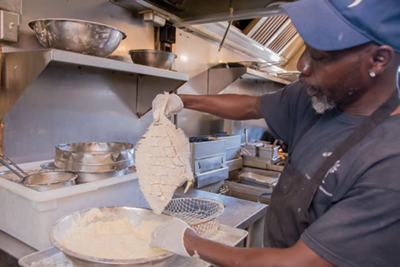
left=175, top=187, right=268, bottom=248
left=0, top=187, right=267, bottom=265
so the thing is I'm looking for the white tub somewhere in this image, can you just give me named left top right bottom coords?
left=0, top=160, right=146, bottom=250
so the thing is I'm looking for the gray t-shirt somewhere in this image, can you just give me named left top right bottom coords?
left=260, top=81, right=400, bottom=267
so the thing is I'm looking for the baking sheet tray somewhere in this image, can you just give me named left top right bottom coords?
left=19, top=224, right=248, bottom=267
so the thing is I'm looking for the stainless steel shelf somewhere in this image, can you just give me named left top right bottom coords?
left=48, top=49, right=188, bottom=81
left=0, top=49, right=188, bottom=120
left=207, top=63, right=291, bottom=94
left=241, top=68, right=291, bottom=85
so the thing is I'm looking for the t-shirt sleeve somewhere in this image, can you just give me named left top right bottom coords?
left=259, top=81, right=315, bottom=146
left=301, top=156, right=400, bottom=267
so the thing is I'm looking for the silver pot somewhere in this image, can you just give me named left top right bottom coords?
left=29, top=19, right=126, bottom=57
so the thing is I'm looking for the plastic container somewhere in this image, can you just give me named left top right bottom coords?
left=0, top=160, right=144, bottom=250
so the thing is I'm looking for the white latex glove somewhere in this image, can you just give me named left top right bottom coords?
left=152, top=93, right=184, bottom=122
left=150, top=217, right=191, bottom=257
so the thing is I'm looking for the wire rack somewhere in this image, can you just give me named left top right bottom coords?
left=163, top=197, right=225, bottom=237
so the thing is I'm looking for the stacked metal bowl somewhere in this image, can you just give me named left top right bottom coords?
left=53, top=142, right=135, bottom=183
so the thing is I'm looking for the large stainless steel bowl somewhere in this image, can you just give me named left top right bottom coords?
left=49, top=207, right=176, bottom=267
left=129, top=49, right=177, bottom=70
left=29, top=19, right=127, bottom=57
left=23, top=171, right=77, bottom=191
left=41, top=161, right=136, bottom=184
left=0, top=170, right=77, bottom=191
left=54, top=142, right=135, bottom=173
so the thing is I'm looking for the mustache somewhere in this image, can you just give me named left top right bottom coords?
left=299, top=74, right=322, bottom=96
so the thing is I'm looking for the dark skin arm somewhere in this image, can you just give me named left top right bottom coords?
left=179, top=94, right=264, bottom=120
left=184, top=229, right=335, bottom=267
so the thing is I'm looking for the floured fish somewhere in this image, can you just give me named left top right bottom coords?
left=135, top=93, right=193, bottom=214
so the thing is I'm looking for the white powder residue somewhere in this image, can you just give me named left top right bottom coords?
left=61, top=209, right=167, bottom=260
left=31, top=252, right=73, bottom=267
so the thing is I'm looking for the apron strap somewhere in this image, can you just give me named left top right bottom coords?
left=310, top=89, right=400, bottom=188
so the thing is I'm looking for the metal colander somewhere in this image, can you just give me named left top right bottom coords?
left=163, top=197, right=225, bottom=237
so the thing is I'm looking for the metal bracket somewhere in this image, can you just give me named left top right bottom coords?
left=0, top=0, right=21, bottom=43
left=0, top=10, right=20, bottom=43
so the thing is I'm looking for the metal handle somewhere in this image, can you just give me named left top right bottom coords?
left=0, top=154, right=29, bottom=182
left=218, top=0, right=234, bottom=52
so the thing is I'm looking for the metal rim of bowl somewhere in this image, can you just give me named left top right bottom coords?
left=28, top=18, right=127, bottom=39
left=54, top=142, right=134, bottom=156
left=49, top=206, right=175, bottom=264
left=23, top=172, right=78, bottom=186
left=128, top=49, right=178, bottom=58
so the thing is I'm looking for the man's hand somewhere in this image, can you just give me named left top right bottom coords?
left=152, top=93, right=184, bottom=122
left=150, top=217, right=192, bottom=257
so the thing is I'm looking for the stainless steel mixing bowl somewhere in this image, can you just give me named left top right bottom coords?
left=23, top=171, right=77, bottom=191
left=128, top=49, right=177, bottom=70
left=40, top=161, right=135, bottom=184
left=49, top=207, right=176, bottom=267
left=29, top=19, right=127, bottom=57
left=54, top=142, right=135, bottom=173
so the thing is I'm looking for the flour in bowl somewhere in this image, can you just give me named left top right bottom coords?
left=61, top=209, right=167, bottom=260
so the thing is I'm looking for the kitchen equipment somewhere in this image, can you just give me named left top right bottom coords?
left=41, top=161, right=135, bottom=184
left=50, top=207, right=175, bottom=267
left=164, top=197, right=224, bottom=237
left=239, top=171, right=279, bottom=189
left=189, top=136, right=228, bottom=188
left=0, top=154, right=77, bottom=191
left=19, top=225, right=248, bottom=267
left=218, top=181, right=272, bottom=205
left=22, top=172, right=77, bottom=192
left=29, top=19, right=126, bottom=57
left=54, top=142, right=135, bottom=173
left=257, top=144, right=280, bottom=160
left=0, top=153, right=29, bottom=182
left=242, top=155, right=284, bottom=172
left=212, top=134, right=242, bottom=172
left=128, top=49, right=177, bottom=70
left=0, top=160, right=141, bottom=250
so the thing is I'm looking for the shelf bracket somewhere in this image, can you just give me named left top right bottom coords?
left=0, top=50, right=52, bottom=121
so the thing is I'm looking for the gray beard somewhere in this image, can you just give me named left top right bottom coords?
left=310, top=95, right=336, bottom=114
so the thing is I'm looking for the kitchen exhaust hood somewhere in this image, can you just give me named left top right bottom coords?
left=110, top=0, right=304, bottom=65
left=111, top=0, right=295, bottom=25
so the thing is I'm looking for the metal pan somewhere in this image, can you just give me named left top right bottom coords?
left=23, top=172, right=77, bottom=191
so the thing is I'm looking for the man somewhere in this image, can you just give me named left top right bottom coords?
left=151, top=0, right=400, bottom=266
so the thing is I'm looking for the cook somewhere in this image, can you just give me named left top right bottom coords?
left=150, top=0, right=400, bottom=266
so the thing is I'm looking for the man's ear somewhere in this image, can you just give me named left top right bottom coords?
left=370, top=45, right=396, bottom=76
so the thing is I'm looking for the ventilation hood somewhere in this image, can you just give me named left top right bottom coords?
left=111, top=0, right=296, bottom=25
left=111, top=0, right=304, bottom=66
